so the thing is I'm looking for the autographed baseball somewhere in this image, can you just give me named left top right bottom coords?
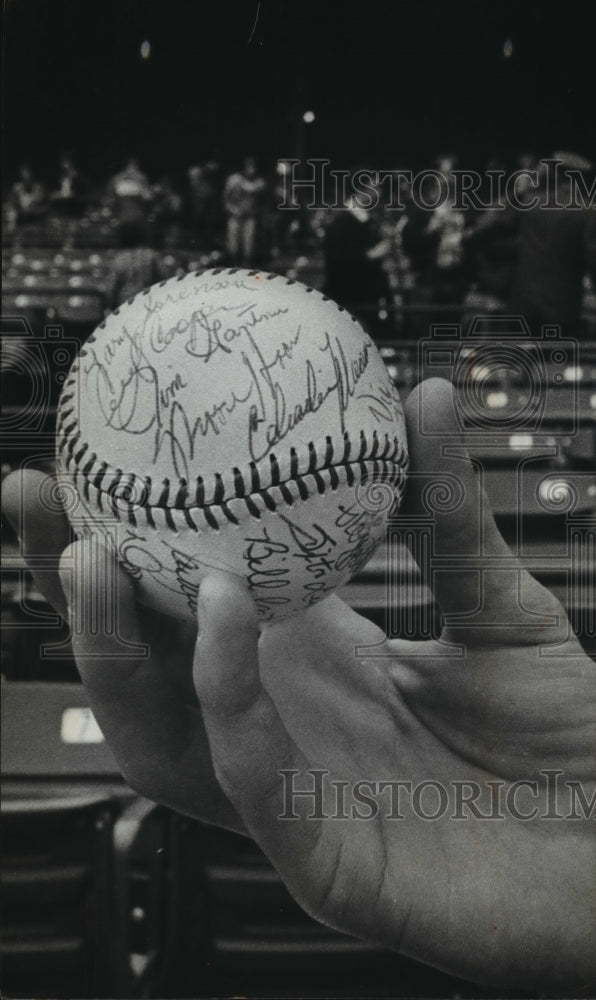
left=56, top=269, right=408, bottom=622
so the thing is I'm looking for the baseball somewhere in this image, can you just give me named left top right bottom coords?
left=56, top=268, right=408, bottom=623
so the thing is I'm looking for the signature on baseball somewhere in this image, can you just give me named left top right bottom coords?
left=81, top=290, right=401, bottom=480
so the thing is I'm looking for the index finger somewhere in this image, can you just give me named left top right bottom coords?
left=2, top=469, right=72, bottom=618
left=58, top=537, right=244, bottom=832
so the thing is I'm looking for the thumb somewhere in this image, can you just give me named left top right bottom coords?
left=402, top=378, right=570, bottom=644
left=194, top=574, right=320, bottom=863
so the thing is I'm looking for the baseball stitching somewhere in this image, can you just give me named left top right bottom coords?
left=56, top=267, right=408, bottom=531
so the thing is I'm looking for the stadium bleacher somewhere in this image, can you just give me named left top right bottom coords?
left=1, top=213, right=595, bottom=999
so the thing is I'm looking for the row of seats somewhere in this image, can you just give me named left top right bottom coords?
left=3, top=250, right=212, bottom=281
left=6, top=217, right=124, bottom=250
left=1, top=682, right=537, bottom=999
left=1, top=251, right=594, bottom=998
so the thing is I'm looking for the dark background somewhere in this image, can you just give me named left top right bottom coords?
left=3, top=0, right=596, bottom=182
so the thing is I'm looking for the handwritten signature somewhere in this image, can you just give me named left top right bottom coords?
left=243, top=527, right=292, bottom=619
left=247, top=330, right=398, bottom=463
left=279, top=513, right=337, bottom=579
left=333, top=500, right=383, bottom=577
left=278, top=513, right=339, bottom=608
left=82, top=305, right=399, bottom=481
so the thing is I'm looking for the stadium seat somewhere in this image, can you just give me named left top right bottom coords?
left=54, top=293, right=105, bottom=327
left=1, top=682, right=175, bottom=998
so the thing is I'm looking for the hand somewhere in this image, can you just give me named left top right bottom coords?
left=194, top=379, right=595, bottom=990
left=2, top=470, right=243, bottom=834
left=3, top=379, right=594, bottom=990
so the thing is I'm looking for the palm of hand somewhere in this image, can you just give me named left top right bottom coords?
left=256, top=596, right=595, bottom=987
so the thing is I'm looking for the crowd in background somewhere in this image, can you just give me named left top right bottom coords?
left=4, top=150, right=596, bottom=341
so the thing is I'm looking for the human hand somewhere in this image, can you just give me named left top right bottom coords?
left=2, top=468, right=244, bottom=834
left=191, top=379, right=596, bottom=990
left=3, top=378, right=594, bottom=990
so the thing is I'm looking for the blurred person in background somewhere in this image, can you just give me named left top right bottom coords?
left=187, top=164, right=211, bottom=239
left=425, top=195, right=466, bottom=320
left=401, top=202, right=440, bottom=340
left=323, top=186, right=392, bottom=339
left=106, top=157, right=152, bottom=230
left=508, top=152, right=596, bottom=339
left=461, top=209, right=519, bottom=321
left=150, top=174, right=183, bottom=247
left=401, top=155, right=469, bottom=337
left=223, top=156, right=267, bottom=267
left=107, top=219, right=162, bottom=309
left=6, top=164, right=47, bottom=230
left=271, top=159, right=305, bottom=257
left=187, top=159, right=223, bottom=252
left=50, top=151, right=86, bottom=217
